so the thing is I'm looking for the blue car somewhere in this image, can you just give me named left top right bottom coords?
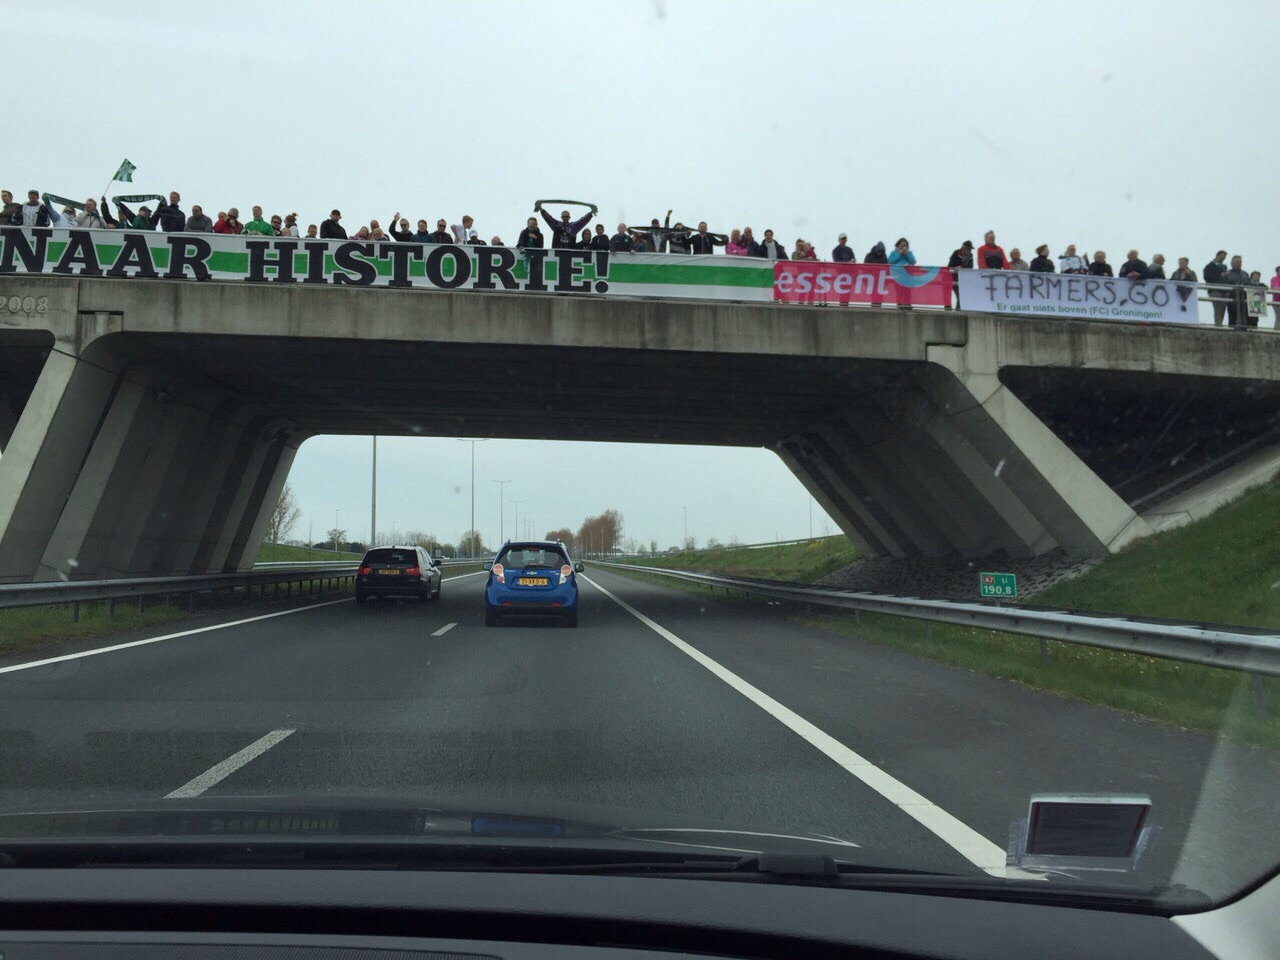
left=484, top=540, right=584, bottom=628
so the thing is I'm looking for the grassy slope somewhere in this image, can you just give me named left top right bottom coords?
left=256, top=543, right=363, bottom=562
left=622, top=537, right=859, bottom=584
left=1034, top=482, right=1280, bottom=627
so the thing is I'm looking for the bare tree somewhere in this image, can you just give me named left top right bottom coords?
left=544, top=527, right=576, bottom=554
left=264, top=483, right=302, bottom=545
left=327, top=528, right=347, bottom=553
left=458, top=530, right=487, bottom=557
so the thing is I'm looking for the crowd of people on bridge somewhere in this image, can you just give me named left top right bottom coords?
left=5, top=184, right=1278, bottom=326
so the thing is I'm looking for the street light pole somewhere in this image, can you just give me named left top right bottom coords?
left=334, top=508, right=340, bottom=553
left=491, top=479, right=510, bottom=547
left=682, top=505, right=687, bottom=546
left=511, top=500, right=524, bottom=543
left=371, top=435, right=377, bottom=547
left=457, top=439, right=487, bottom=556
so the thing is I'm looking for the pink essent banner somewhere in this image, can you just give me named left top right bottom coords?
left=772, top=262, right=953, bottom=306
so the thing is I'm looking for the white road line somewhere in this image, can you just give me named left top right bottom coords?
left=164, top=728, right=296, bottom=799
left=0, top=598, right=352, bottom=676
left=432, top=622, right=457, bottom=636
left=1, top=570, right=486, bottom=677
left=581, top=574, right=1011, bottom=877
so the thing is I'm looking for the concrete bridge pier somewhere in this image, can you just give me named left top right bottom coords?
left=776, top=346, right=1155, bottom=562
left=0, top=325, right=304, bottom=583
left=0, top=332, right=130, bottom=583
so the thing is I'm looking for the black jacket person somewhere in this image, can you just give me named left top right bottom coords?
left=539, top=204, right=594, bottom=249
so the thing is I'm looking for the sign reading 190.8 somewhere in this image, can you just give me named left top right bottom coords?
left=980, top=572, right=1017, bottom=598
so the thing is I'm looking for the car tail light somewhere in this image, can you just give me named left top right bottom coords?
left=493, top=563, right=505, bottom=583
left=358, top=565, right=371, bottom=576
left=404, top=566, right=420, bottom=576
left=559, top=564, right=572, bottom=584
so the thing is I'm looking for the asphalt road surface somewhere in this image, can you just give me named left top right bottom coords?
left=1, top=566, right=1277, bottom=899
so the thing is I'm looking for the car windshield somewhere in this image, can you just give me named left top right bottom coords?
left=4, top=0, right=1279, bottom=924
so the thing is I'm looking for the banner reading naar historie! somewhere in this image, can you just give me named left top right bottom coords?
left=958, top=269, right=1200, bottom=324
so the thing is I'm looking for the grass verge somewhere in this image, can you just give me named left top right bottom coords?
left=256, top=543, right=363, bottom=562
left=619, top=536, right=858, bottom=584
left=0, top=602, right=202, bottom=655
left=1032, top=482, right=1280, bottom=628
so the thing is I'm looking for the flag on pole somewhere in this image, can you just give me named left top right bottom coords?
left=113, top=159, right=137, bottom=183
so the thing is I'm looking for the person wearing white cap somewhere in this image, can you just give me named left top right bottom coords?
left=832, top=233, right=854, bottom=262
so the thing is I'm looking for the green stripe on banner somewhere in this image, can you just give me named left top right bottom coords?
left=608, top=262, right=772, bottom=288
left=207, top=251, right=247, bottom=273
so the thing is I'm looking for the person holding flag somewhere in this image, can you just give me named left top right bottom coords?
left=536, top=199, right=597, bottom=250
left=154, top=191, right=185, bottom=232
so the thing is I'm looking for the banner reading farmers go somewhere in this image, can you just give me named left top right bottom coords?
left=773, top=261, right=952, bottom=306
left=958, top=270, right=1200, bottom=324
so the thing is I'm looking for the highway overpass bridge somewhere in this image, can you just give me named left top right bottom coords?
left=1, top=230, right=1279, bottom=582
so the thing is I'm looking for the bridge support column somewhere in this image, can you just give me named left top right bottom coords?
left=778, top=437, right=910, bottom=557
left=0, top=388, right=18, bottom=453
left=776, top=354, right=1151, bottom=560
left=807, top=422, right=954, bottom=557
left=0, top=338, right=127, bottom=583
left=189, top=416, right=274, bottom=574
left=919, top=348, right=1150, bottom=556
left=149, top=405, right=255, bottom=576
left=836, top=410, right=1006, bottom=557
left=101, top=397, right=219, bottom=578
left=35, top=368, right=167, bottom=581
left=774, top=441, right=876, bottom=557
left=224, top=432, right=305, bottom=573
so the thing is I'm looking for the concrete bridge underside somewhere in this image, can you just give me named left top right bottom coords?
left=1, top=275, right=1278, bottom=582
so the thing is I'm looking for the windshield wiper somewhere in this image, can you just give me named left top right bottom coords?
left=0, top=838, right=952, bottom=882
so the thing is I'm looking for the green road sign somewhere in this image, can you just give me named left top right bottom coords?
left=980, top=572, right=1017, bottom=598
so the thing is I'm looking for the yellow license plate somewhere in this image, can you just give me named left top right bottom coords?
left=517, top=577, right=548, bottom=586
left=377, top=569, right=401, bottom=575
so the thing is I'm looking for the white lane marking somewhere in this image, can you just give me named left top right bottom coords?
left=581, top=575, right=1011, bottom=877
left=164, top=728, right=296, bottom=799
left=0, top=598, right=352, bottom=676
left=0, top=570, right=487, bottom=676
left=432, top=622, right=457, bottom=637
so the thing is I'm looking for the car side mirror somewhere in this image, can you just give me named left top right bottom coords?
left=431, top=559, right=441, bottom=567
left=574, top=562, right=585, bottom=573
left=483, top=561, right=493, bottom=571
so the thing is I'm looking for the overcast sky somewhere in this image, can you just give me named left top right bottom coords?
left=13, top=0, right=1279, bottom=550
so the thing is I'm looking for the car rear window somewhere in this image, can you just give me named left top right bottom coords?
left=498, top=547, right=568, bottom=569
left=364, top=549, right=417, bottom=565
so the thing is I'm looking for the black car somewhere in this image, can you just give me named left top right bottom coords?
left=355, top=545, right=442, bottom=604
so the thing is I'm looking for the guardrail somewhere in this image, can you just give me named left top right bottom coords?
left=0, top=558, right=492, bottom=620
left=590, top=561, right=1280, bottom=680
left=0, top=564, right=362, bottom=619
left=252, top=558, right=486, bottom=568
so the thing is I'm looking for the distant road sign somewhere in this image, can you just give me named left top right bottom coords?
left=980, top=572, right=1017, bottom=598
